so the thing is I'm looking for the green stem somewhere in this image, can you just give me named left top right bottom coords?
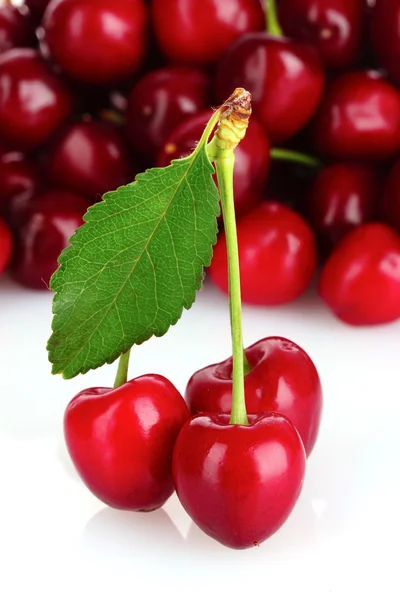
left=113, top=349, right=131, bottom=388
left=194, top=107, right=225, bottom=158
left=209, top=145, right=248, bottom=426
left=265, top=0, right=283, bottom=37
left=243, top=350, right=252, bottom=376
left=270, top=147, right=322, bottom=169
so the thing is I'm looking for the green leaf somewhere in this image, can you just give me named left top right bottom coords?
left=47, top=144, right=220, bottom=379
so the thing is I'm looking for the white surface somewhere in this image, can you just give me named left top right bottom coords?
left=0, top=276, right=399, bottom=600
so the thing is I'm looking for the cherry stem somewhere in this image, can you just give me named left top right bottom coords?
left=113, top=349, right=131, bottom=388
left=265, top=0, right=283, bottom=37
left=243, top=350, right=252, bottom=375
left=270, top=147, right=322, bottom=168
left=208, top=139, right=248, bottom=426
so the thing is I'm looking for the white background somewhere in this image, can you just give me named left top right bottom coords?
left=1, top=276, right=399, bottom=600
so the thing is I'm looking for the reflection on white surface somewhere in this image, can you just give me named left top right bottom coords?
left=0, top=277, right=399, bottom=599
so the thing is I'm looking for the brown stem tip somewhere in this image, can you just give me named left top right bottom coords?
left=214, top=89, right=252, bottom=150
left=221, top=88, right=252, bottom=122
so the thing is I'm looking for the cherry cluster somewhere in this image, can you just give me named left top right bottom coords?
left=1, top=0, right=400, bottom=330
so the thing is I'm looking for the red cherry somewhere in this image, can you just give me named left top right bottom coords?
left=157, top=110, right=270, bottom=217
left=209, top=202, right=317, bottom=305
left=151, top=0, right=264, bottom=66
left=173, top=412, right=306, bottom=549
left=319, top=223, right=400, bottom=325
left=381, top=158, right=400, bottom=234
left=0, top=2, right=36, bottom=53
left=0, top=216, right=13, bottom=275
left=8, top=189, right=90, bottom=228
left=10, top=203, right=84, bottom=289
left=370, top=0, right=400, bottom=87
left=278, top=0, right=365, bottom=69
left=125, top=66, right=211, bottom=163
left=313, top=71, right=400, bottom=160
left=186, top=336, right=322, bottom=456
left=65, top=375, right=190, bottom=511
left=43, top=0, right=148, bottom=85
left=0, top=151, right=42, bottom=213
left=215, top=33, right=325, bottom=143
left=47, top=120, right=134, bottom=200
left=0, top=49, right=73, bottom=150
left=305, top=162, right=380, bottom=255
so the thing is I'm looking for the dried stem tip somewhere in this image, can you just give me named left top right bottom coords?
left=215, top=88, right=252, bottom=152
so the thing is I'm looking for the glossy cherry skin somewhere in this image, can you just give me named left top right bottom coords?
left=0, top=2, right=36, bottom=53
left=186, top=337, right=322, bottom=456
left=278, top=0, right=365, bottom=69
left=313, top=71, right=400, bottom=160
left=151, top=0, right=264, bottom=66
left=47, top=120, right=134, bottom=200
left=0, top=216, right=12, bottom=275
left=157, top=110, right=270, bottom=217
left=125, top=66, right=210, bottom=162
left=43, top=0, right=148, bottom=85
left=209, top=202, right=317, bottom=305
left=173, top=412, right=306, bottom=549
left=0, top=152, right=42, bottom=213
left=215, top=33, right=324, bottom=143
left=370, top=0, right=400, bottom=86
left=306, top=162, right=380, bottom=255
left=319, top=223, right=400, bottom=326
left=381, top=158, right=400, bottom=234
left=65, top=375, right=190, bottom=511
left=10, top=204, right=84, bottom=289
left=0, top=49, right=73, bottom=150
left=7, top=189, right=90, bottom=228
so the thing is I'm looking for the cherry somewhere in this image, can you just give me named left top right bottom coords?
left=151, top=0, right=264, bottom=66
left=370, top=0, right=400, bottom=87
left=0, top=1, right=36, bottom=53
left=157, top=110, right=270, bottom=217
left=10, top=203, right=85, bottom=289
left=186, top=336, right=322, bottom=456
left=173, top=412, right=306, bottom=549
left=0, top=216, right=12, bottom=275
left=319, top=223, right=400, bottom=326
left=215, top=33, right=325, bottom=143
left=43, top=0, right=148, bottom=85
left=209, top=202, right=317, bottom=305
left=47, top=120, right=134, bottom=200
left=7, top=189, right=90, bottom=228
left=125, top=66, right=211, bottom=163
left=313, top=71, right=400, bottom=160
left=381, top=158, right=400, bottom=234
left=0, top=49, right=73, bottom=150
left=305, top=162, right=380, bottom=255
left=0, top=151, right=42, bottom=213
left=65, top=375, right=190, bottom=511
left=278, top=0, right=365, bottom=70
